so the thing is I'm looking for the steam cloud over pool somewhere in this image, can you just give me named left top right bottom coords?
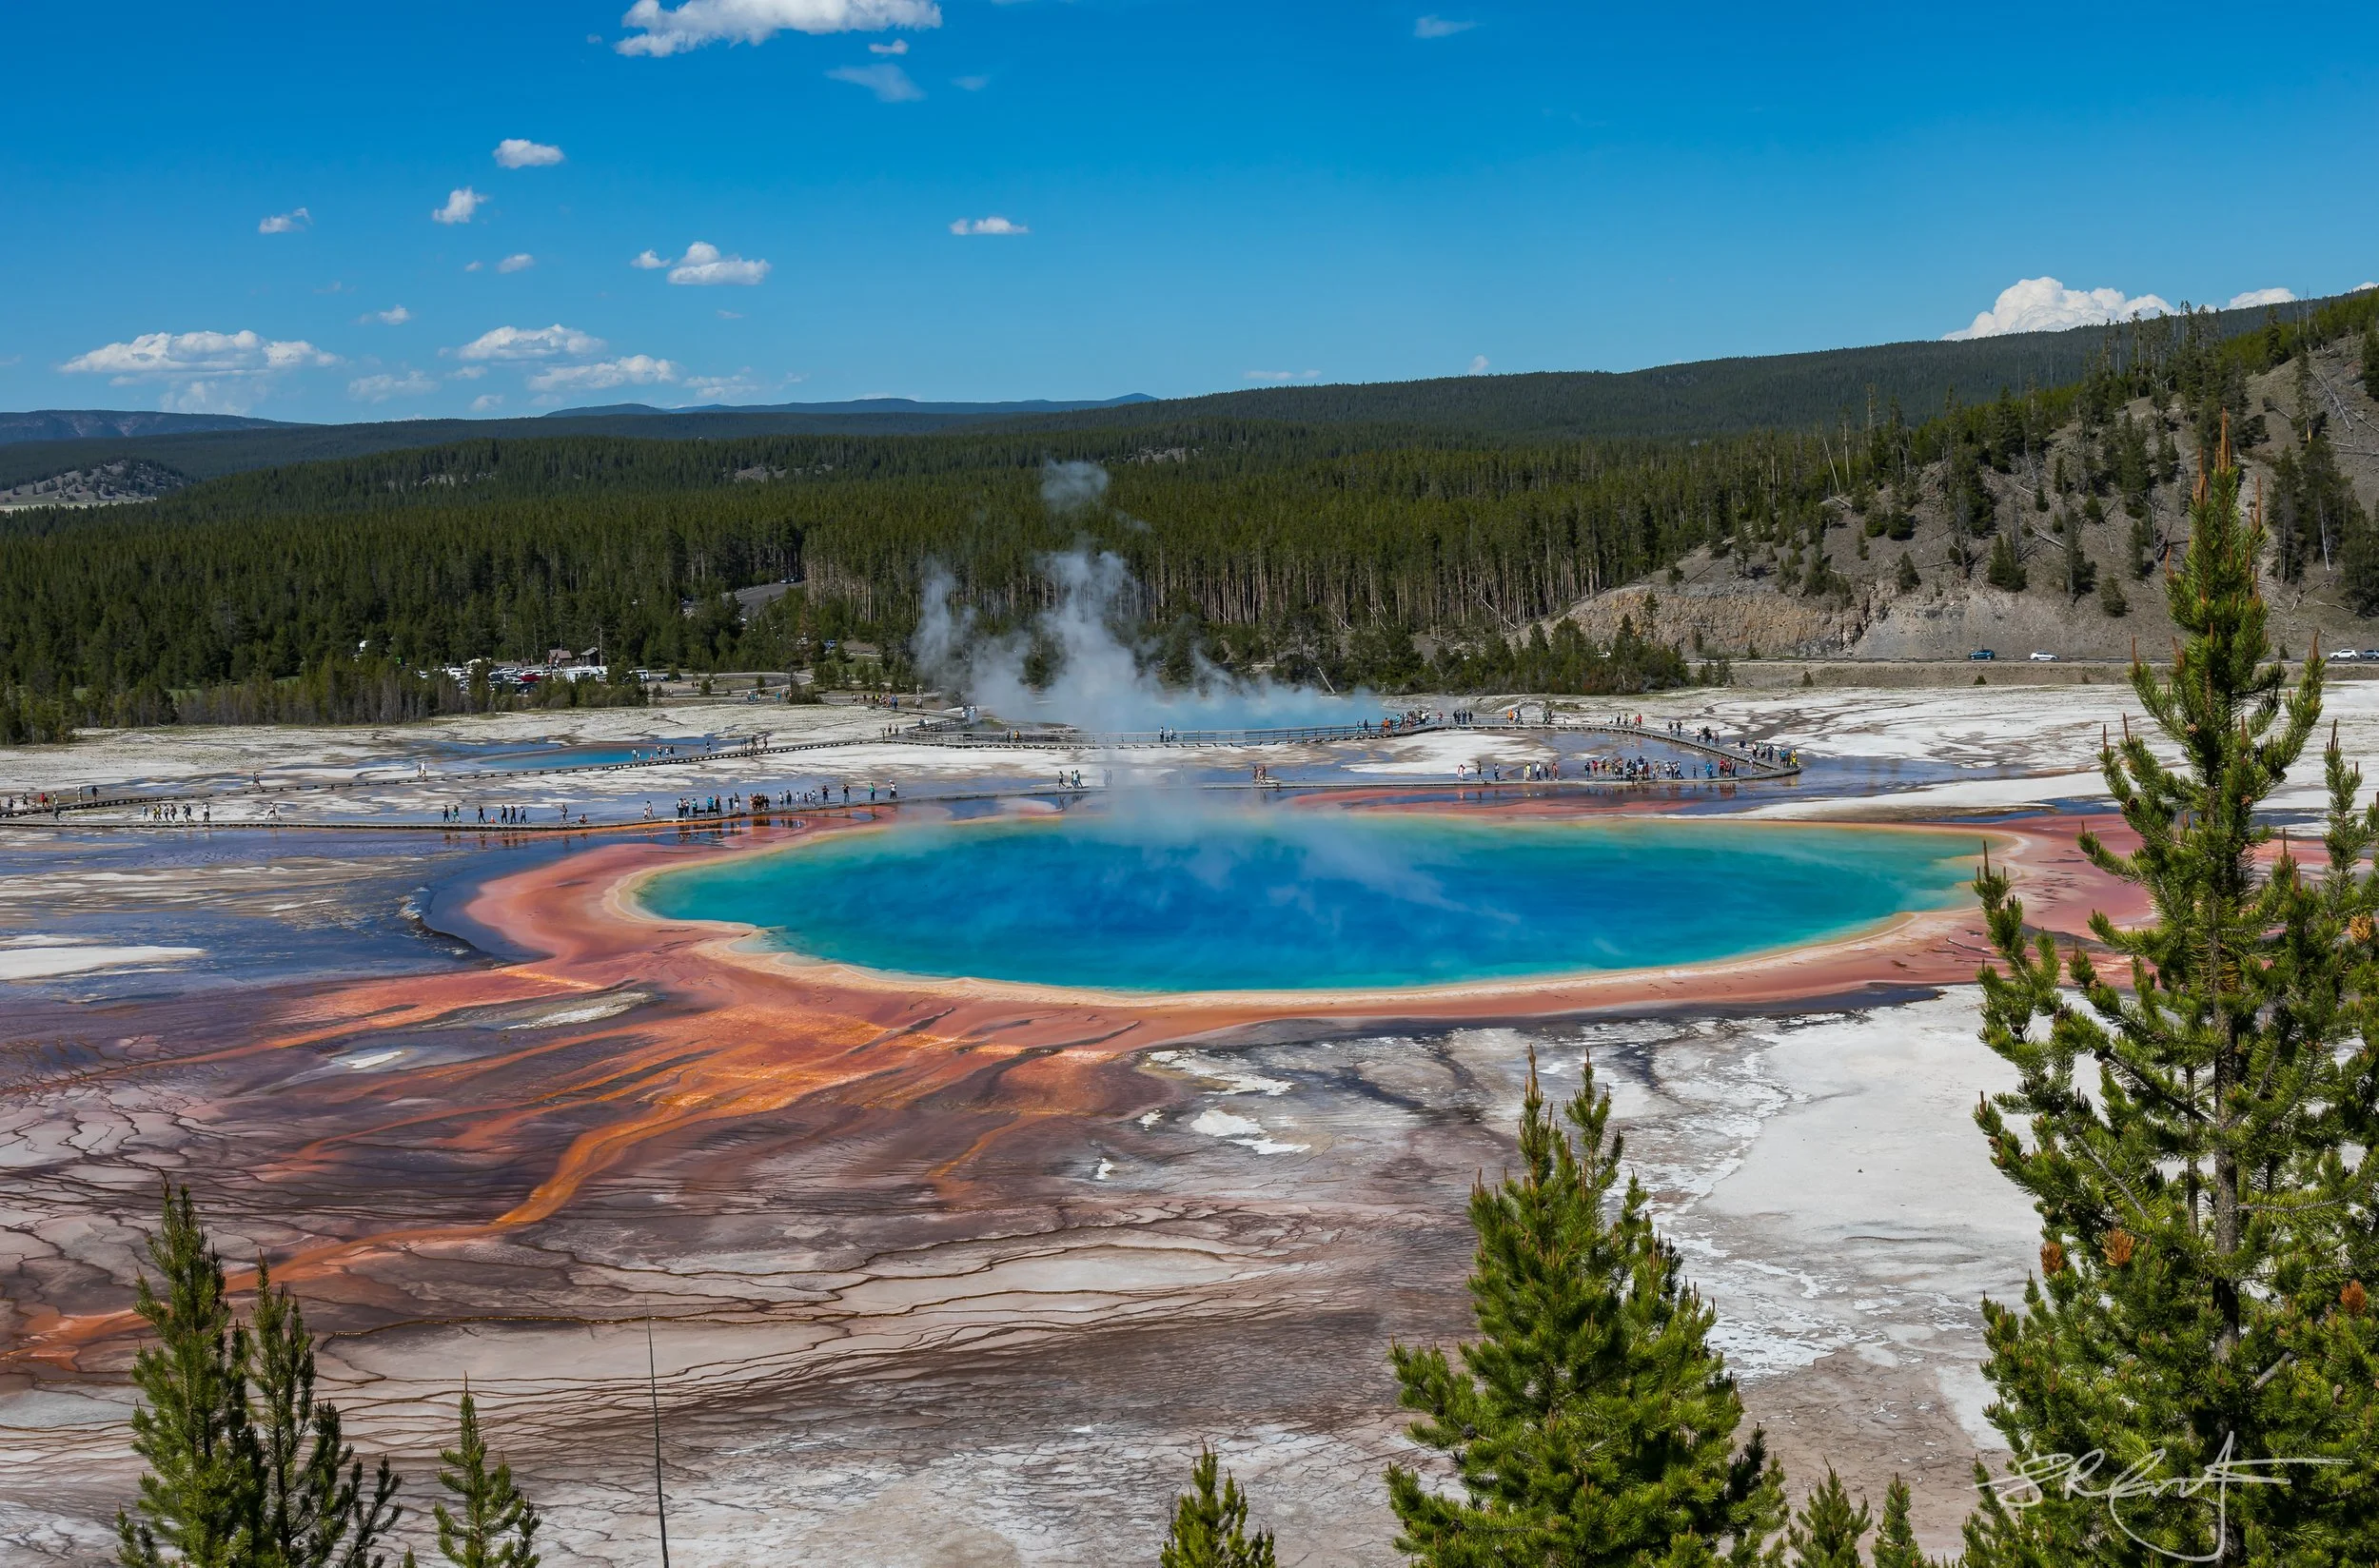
left=639, top=813, right=1980, bottom=992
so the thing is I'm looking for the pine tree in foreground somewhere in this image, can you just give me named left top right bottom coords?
left=1787, top=1468, right=1869, bottom=1567
left=1870, top=1476, right=1925, bottom=1568
left=432, top=1390, right=540, bottom=1568
left=114, top=1184, right=403, bottom=1568
left=1157, top=1447, right=1275, bottom=1568
left=1386, top=1055, right=1784, bottom=1566
left=1962, top=429, right=2379, bottom=1564
left=252, top=1265, right=402, bottom=1568
left=117, top=1185, right=259, bottom=1568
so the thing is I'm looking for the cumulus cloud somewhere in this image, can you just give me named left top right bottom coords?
left=59, top=328, right=338, bottom=415
left=2227, top=286, right=2296, bottom=309
left=1414, top=14, right=1475, bottom=36
left=453, top=323, right=605, bottom=362
left=471, top=393, right=505, bottom=412
left=667, top=241, right=770, bottom=285
left=349, top=370, right=439, bottom=402
left=829, top=62, right=923, bottom=100
left=1245, top=369, right=1320, bottom=383
left=631, top=248, right=669, bottom=269
left=258, top=206, right=311, bottom=234
left=526, top=354, right=681, bottom=392
left=496, top=252, right=536, bottom=273
left=869, top=37, right=907, bottom=52
left=358, top=305, right=411, bottom=325
left=1944, top=276, right=2173, bottom=340
left=432, top=187, right=486, bottom=225
left=950, top=215, right=1027, bottom=235
left=62, top=329, right=337, bottom=381
left=954, top=73, right=988, bottom=90
left=494, top=138, right=564, bottom=168
left=1467, top=354, right=1489, bottom=374
left=618, top=0, right=941, bottom=56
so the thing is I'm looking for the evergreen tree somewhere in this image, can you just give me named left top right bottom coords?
left=1871, top=1478, right=1923, bottom=1568
left=2095, top=567, right=2127, bottom=618
left=2059, top=514, right=2095, bottom=599
left=1157, top=1448, right=1275, bottom=1568
left=1895, top=553, right=1920, bottom=592
left=1962, top=431, right=2379, bottom=1564
left=1985, top=530, right=2027, bottom=592
left=251, top=1266, right=401, bottom=1568
left=2362, top=323, right=2379, bottom=397
left=1787, top=1468, right=1870, bottom=1568
left=1386, top=1055, right=1784, bottom=1566
left=431, top=1391, right=541, bottom=1568
left=114, top=1186, right=403, bottom=1568
left=118, top=1185, right=260, bottom=1568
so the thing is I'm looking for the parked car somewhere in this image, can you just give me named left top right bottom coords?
left=1968, top=649, right=1996, bottom=661
left=2363, top=650, right=2379, bottom=661
left=2334, top=649, right=2362, bottom=661
left=2029, top=651, right=2058, bottom=662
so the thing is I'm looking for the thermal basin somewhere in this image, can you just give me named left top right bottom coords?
left=637, top=810, right=1982, bottom=993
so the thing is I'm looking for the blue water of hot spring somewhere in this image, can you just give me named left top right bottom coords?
left=636, top=810, right=1982, bottom=993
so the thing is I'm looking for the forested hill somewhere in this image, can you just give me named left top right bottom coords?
left=1012, top=293, right=2341, bottom=441
left=1, top=293, right=2349, bottom=494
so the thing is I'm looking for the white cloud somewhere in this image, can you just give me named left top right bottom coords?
left=494, top=138, right=564, bottom=168
left=954, top=73, right=988, bottom=90
left=2227, top=286, right=2295, bottom=309
left=631, top=248, right=670, bottom=269
left=432, top=187, right=486, bottom=225
left=1467, top=354, right=1489, bottom=374
left=464, top=260, right=483, bottom=272
left=349, top=370, right=439, bottom=402
left=497, top=253, right=536, bottom=273
left=869, top=36, right=907, bottom=52
left=682, top=372, right=769, bottom=401
left=356, top=305, right=411, bottom=325
left=829, top=62, right=923, bottom=100
left=471, top=393, right=505, bottom=412
left=258, top=206, right=311, bottom=234
left=451, top=365, right=486, bottom=380
left=453, top=323, right=605, bottom=362
left=61, top=329, right=336, bottom=380
left=950, top=215, right=1027, bottom=236
left=618, top=0, right=940, bottom=56
left=667, top=241, right=770, bottom=285
left=59, top=328, right=337, bottom=415
left=526, top=354, right=681, bottom=392
left=1245, top=369, right=1320, bottom=383
left=1414, top=14, right=1475, bottom=36
left=717, top=309, right=744, bottom=319
left=1944, top=277, right=2173, bottom=340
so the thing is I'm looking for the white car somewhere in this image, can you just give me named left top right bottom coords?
left=2334, top=649, right=2362, bottom=662
left=2028, top=652, right=2058, bottom=662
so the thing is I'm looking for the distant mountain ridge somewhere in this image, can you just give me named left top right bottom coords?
left=0, top=409, right=295, bottom=445
left=0, top=292, right=2350, bottom=489
left=544, top=395, right=1156, bottom=419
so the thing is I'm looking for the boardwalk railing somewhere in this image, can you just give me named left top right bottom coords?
left=4, top=713, right=1797, bottom=820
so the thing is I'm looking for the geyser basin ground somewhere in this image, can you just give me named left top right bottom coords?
left=637, top=811, right=1983, bottom=992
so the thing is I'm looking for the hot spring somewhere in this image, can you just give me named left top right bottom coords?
left=636, top=811, right=1981, bottom=993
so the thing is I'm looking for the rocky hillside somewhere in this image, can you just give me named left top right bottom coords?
left=1559, top=338, right=2379, bottom=662
left=0, top=458, right=189, bottom=510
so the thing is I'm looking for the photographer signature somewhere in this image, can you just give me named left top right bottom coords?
left=1982, top=1433, right=2343, bottom=1562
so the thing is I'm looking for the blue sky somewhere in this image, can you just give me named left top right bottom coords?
left=5, top=1, right=2376, bottom=421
